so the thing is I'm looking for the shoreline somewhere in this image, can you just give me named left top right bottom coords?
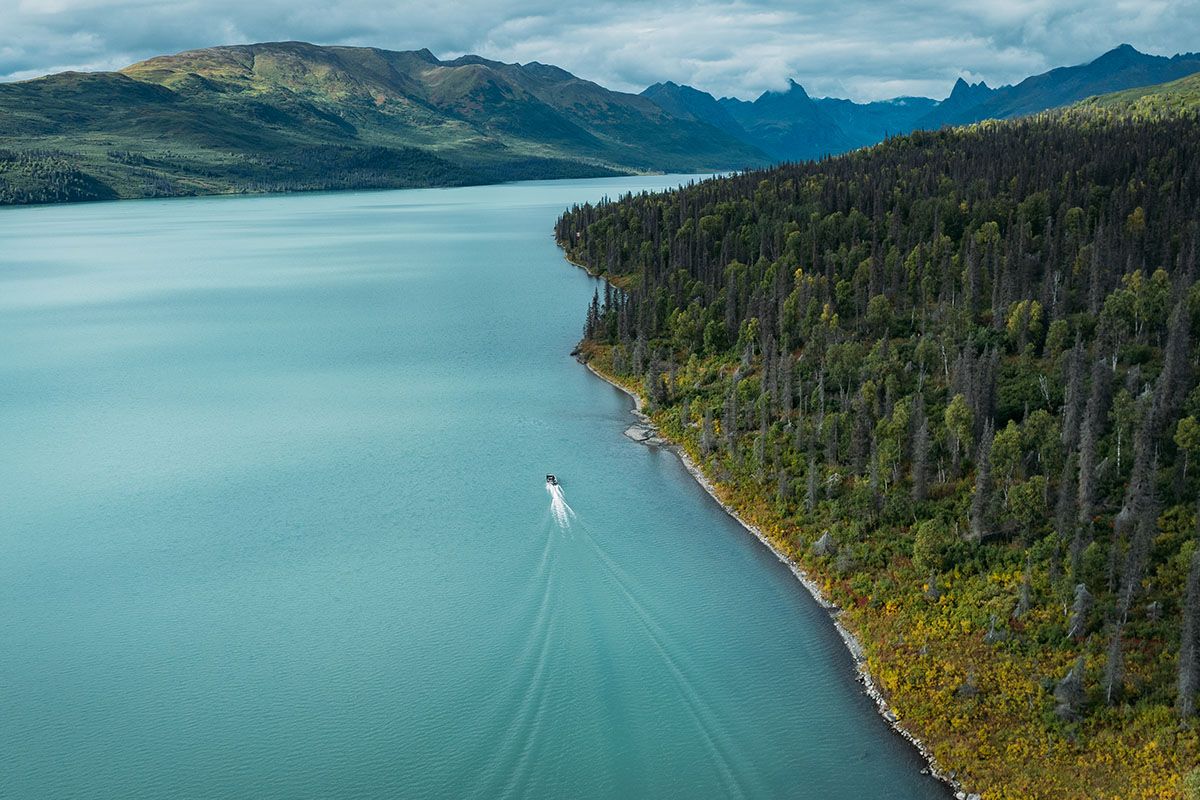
left=581, top=358, right=974, bottom=800
left=0, top=169, right=651, bottom=211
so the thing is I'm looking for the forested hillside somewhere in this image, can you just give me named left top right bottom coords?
left=557, top=103, right=1200, bottom=798
left=1086, top=72, right=1200, bottom=118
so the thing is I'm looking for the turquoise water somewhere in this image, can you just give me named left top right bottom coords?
left=0, top=179, right=949, bottom=799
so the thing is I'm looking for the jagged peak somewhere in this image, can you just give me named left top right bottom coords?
left=945, top=76, right=992, bottom=104
left=785, top=78, right=809, bottom=97
left=755, top=78, right=810, bottom=105
left=951, top=76, right=991, bottom=90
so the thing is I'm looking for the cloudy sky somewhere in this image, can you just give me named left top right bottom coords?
left=2, top=0, right=1198, bottom=100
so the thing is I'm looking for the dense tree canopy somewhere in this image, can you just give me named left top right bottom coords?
left=558, top=106, right=1200, bottom=798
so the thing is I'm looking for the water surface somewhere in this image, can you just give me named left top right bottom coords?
left=0, top=179, right=949, bottom=799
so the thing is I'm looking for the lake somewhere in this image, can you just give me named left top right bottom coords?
left=0, top=178, right=949, bottom=799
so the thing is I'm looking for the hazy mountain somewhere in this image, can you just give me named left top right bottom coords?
left=0, top=41, right=768, bottom=204
left=639, top=44, right=1200, bottom=164
left=811, top=95, right=939, bottom=149
left=718, top=80, right=854, bottom=161
left=925, top=77, right=995, bottom=122
left=640, top=81, right=750, bottom=142
left=920, top=43, right=1200, bottom=127
left=642, top=80, right=938, bottom=160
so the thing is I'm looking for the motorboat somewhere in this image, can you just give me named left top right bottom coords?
left=546, top=474, right=558, bottom=485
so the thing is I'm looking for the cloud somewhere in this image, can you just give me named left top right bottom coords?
left=1, top=0, right=1198, bottom=100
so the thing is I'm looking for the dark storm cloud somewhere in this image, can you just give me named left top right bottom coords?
left=3, top=0, right=1198, bottom=100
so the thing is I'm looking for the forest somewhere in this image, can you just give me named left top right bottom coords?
left=0, top=144, right=622, bottom=206
left=557, top=106, right=1200, bottom=798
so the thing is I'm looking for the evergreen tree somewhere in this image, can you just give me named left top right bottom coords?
left=1068, top=583, right=1093, bottom=639
left=911, top=396, right=930, bottom=503
left=1056, top=453, right=1078, bottom=542
left=1077, top=360, right=1111, bottom=526
left=945, top=393, right=973, bottom=478
left=1054, top=655, right=1086, bottom=722
left=1062, top=337, right=1086, bottom=451
left=700, top=408, right=715, bottom=457
left=969, top=419, right=995, bottom=542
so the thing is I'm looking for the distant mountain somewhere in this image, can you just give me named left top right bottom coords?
left=639, top=44, right=1200, bottom=164
left=643, top=79, right=938, bottom=161
left=920, top=43, right=1200, bottom=127
left=716, top=80, right=854, bottom=161
left=811, top=95, right=939, bottom=150
left=927, top=77, right=995, bottom=123
left=640, top=81, right=751, bottom=142
left=0, top=41, right=768, bottom=205
left=5, top=40, right=1200, bottom=206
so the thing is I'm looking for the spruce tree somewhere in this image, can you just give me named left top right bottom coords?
left=700, top=408, right=715, bottom=457
left=969, top=419, right=995, bottom=542
left=1062, top=337, right=1086, bottom=451
left=1056, top=453, right=1078, bottom=542
left=911, top=396, right=930, bottom=503
left=1054, top=655, right=1086, bottom=721
left=1068, top=583, right=1093, bottom=639
left=1076, top=364, right=1110, bottom=527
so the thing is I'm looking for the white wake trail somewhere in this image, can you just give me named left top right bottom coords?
left=546, top=482, right=575, bottom=529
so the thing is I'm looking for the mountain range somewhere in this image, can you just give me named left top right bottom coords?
left=642, top=43, right=1200, bottom=161
left=1, top=41, right=1199, bottom=204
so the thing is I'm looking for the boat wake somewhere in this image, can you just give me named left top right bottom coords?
left=470, top=476, right=757, bottom=798
left=546, top=481, right=575, bottom=529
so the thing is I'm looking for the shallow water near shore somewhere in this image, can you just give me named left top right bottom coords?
left=0, top=178, right=950, bottom=799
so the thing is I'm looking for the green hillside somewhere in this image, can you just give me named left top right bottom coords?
left=1082, top=71, right=1200, bottom=116
left=0, top=41, right=768, bottom=205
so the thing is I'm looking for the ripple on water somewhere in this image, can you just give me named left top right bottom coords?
left=0, top=180, right=950, bottom=800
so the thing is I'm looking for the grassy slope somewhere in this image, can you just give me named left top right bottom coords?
left=1082, top=72, right=1200, bottom=117
left=0, top=41, right=768, bottom=205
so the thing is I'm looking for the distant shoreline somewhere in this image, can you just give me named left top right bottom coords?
left=0, top=166, right=645, bottom=210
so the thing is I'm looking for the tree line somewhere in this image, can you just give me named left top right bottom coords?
left=558, top=106, right=1200, bottom=795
